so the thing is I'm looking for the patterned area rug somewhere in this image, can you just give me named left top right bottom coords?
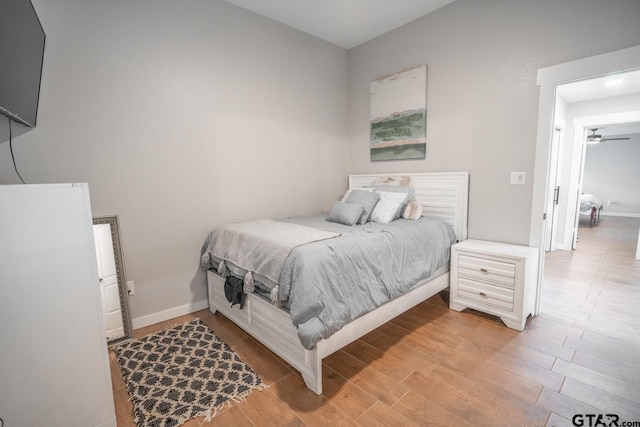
left=114, top=319, right=267, bottom=427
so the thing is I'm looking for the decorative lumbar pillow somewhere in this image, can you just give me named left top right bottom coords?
left=326, top=201, right=365, bottom=226
left=344, top=189, right=380, bottom=224
left=370, top=191, right=408, bottom=223
left=402, top=200, right=423, bottom=220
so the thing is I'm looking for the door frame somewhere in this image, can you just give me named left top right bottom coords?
left=530, top=45, right=640, bottom=315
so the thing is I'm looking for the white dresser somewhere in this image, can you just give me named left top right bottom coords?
left=449, top=239, right=539, bottom=331
left=0, top=184, right=116, bottom=427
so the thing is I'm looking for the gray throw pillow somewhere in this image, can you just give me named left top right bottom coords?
left=326, top=201, right=365, bottom=226
left=345, top=189, right=381, bottom=224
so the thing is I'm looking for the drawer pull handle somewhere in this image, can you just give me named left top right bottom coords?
left=480, top=268, right=489, bottom=273
left=479, top=292, right=487, bottom=297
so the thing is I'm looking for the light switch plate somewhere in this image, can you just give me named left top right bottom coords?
left=510, top=172, right=525, bottom=185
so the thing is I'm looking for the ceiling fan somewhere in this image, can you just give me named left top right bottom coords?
left=586, top=128, right=630, bottom=144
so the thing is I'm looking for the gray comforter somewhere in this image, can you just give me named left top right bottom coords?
left=202, top=214, right=455, bottom=350
left=277, top=214, right=455, bottom=349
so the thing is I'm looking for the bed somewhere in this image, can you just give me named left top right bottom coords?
left=201, top=171, right=469, bottom=394
left=580, top=193, right=603, bottom=227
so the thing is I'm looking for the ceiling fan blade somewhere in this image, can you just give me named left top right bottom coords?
left=601, top=137, right=630, bottom=141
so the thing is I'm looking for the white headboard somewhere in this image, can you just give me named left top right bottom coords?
left=348, top=171, right=469, bottom=242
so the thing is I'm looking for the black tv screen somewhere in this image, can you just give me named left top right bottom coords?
left=0, top=0, right=46, bottom=127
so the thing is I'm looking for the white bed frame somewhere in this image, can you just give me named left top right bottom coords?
left=207, top=171, right=469, bottom=394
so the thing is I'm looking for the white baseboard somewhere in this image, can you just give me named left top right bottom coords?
left=600, top=212, right=640, bottom=218
left=132, top=299, right=209, bottom=330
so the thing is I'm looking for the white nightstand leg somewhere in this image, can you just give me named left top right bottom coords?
left=449, top=301, right=467, bottom=312
left=501, top=317, right=525, bottom=332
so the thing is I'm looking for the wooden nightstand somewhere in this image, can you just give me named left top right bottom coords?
left=449, top=239, right=539, bottom=331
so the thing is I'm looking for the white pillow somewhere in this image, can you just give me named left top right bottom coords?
left=370, top=191, right=408, bottom=223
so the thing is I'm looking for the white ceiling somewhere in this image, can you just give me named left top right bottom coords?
left=556, top=69, right=640, bottom=104
left=223, top=0, right=456, bottom=49
left=557, top=69, right=640, bottom=137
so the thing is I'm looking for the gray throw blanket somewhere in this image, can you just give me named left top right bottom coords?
left=200, top=218, right=339, bottom=285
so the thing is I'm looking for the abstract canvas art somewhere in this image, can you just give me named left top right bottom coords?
left=370, top=65, right=427, bottom=161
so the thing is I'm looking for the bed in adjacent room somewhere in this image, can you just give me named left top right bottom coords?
left=200, top=171, right=469, bottom=394
left=579, top=193, right=603, bottom=226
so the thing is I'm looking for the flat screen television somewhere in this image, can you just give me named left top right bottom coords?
left=0, top=0, right=46, bottom=128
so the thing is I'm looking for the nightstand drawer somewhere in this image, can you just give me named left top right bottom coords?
left=458, top=254, right=516, bottom=287
left=456, top=277, right=514, bottom=311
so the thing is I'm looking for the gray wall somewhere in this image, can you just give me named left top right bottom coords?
left=346, top=0, right=640, bottom=244
left=583, top=133, right=640, bottom=216
left=0, top=0, right=349, bottom=322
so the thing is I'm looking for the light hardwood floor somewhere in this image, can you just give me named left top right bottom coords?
left=110, top=216, right=640, bottom=426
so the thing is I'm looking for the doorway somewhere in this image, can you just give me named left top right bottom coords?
left=530, top=45, right=640, bottom=315
left=566, top=114, right=640, bottom=250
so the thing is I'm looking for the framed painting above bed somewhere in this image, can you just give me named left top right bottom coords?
left=370, top=65, right=427, bottom=161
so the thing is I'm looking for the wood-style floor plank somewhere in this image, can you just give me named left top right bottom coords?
left=233, top=384, right=306, bottom=427
left=392, top=390, right=472, bottom=426
left=355, top=401, right=417, bottom=427
left=344, top=339, right=418, bottom=383
left=438, top=343, right=544, bottom=403
left=413, top=365, right=549, bottom=426
left=560, top=378, right=640, bottom=421
left=320, top=366, right=377, bottom=421
left=323, top=350, right=409, bottom=406
left=571, top=351, right=640, bottom=385
left=536, top=388, right=602, bottom=422
left=110, top=216, right=640, bottom=425
left=552, top=358, right=640, bottom=405
left=401, top=369, right=517, bottom=427
left=269, top=373, right=358, bottom=426
left=546, top=412, right=575, bottom=427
